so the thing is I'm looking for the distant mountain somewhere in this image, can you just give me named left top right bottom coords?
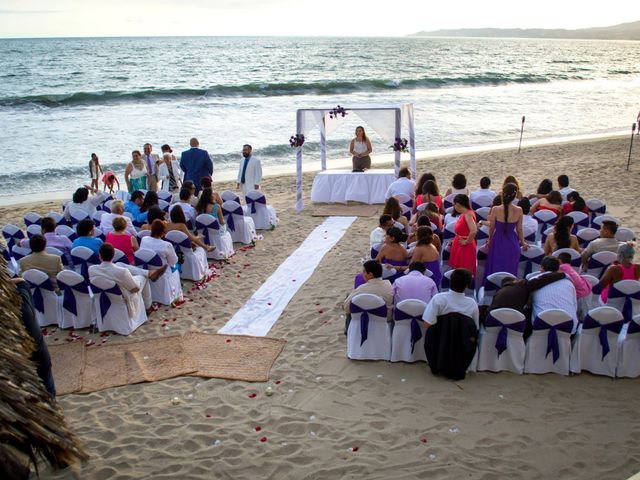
left=410, top=20, right=640, bottom=41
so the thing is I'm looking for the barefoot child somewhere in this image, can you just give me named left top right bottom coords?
left=89, top=153, right=102, bottom=191
left=101, top=171, right=120, bottom=194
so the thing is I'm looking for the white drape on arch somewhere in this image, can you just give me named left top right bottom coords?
left=294, top=104, right=416, bottom=212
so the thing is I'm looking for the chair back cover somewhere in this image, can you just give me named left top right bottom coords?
left=586, top=251, right=617, bottom=279
left=134, top=248, right=165, bottom=269
left=70, top=246, right=100, bottom=279
left=347, top=293, right=390, bottom=361
left=566, top=211, right=589, bottom=231
left=23, top=268, right=60, bottom=326
left=11, top=245, right=32, bottom=261
left=391, top=299, right=427, bottom=362
left=24, top=212, right=42, bottom=227
left=113, top=248, right=130, bottom=265
left=576, top=227, right=600, bottom=248
left=2, top=224, right=25, bottom=251
left=606, top=279, right=640, bottom=322
left=55, top=225, right=78, bottom=242
left=475, top=207, right=491, bottom=222
left=615, top=228, right=636, bottom=242
left=221, top=200, right=244, bottom=232
left=519, top=245, right=545, bottom=278
left=221, top=190, right=241, bottom=204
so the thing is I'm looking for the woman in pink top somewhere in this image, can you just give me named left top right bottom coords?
left=598, top=243, right=640, bottom=302
left=105, top=216, right=138, bottom=263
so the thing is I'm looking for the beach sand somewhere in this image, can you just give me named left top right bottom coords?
left=3, top=136, right=639, bottom=479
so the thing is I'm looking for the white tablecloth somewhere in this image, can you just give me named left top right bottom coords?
left=310, top=169, right=396, bottom=204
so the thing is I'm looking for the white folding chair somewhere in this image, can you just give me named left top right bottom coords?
left=158, top=199, right=170, bottom=213
left=477, top=308, right=526, bottom=374
left=195, top=214, right=235, bottom=260
left=615, top=228, right=636, bottom=242
left=475, top=225, right=490, bottom=248
left=245, top=190, right=278, bottom=230
left=346, top=293, right=391, bottom=361
left=165, top=230, right=208, bottom=281
left=11, top=245, right=32, bottom=262
left=70, top=246, right=100, bottom=280
left=46, top=212, right=67, bottom=227
left=112, top=248, right=130, bottom=265
left=2, top=224, right=25, bottom=253
left=533, top=210, right=557, bottom=243
left=472, top=198, right=493, bottom=210
left=586, top=198, right=606, bottom=227
left=475, top=244, right=489, bottom=292
left=57, top=270, right=95, bottom=329
left=391, top=299, right=427, bottom=363
left=221, top=200, right=257, bottom=244
left=475, top=207, right=491, bottom=222
left=394, top=193, right=413, bottom=209
left=569, top=306, right=624, bottom=377
left=134, top=248, right=182, bottom=305
left=221, top=190, right=241, bottom=204
left=552, top=248, right=582, bottom=274
left=157, top=190, right=172, bottom=203
left=23, top=212, right=42, bottom=227
left=592, top=215, right=620, bottom=230
left=518, top=245, right=545, bottom=279
left=605, top=280, right=640, bottom=322
left=22, top=269, right=61, bottom=327
left=617, top=314, right=640, bottom=378
left=479, top=272, right=516, bottom=306
left=90, top=275, right=147, bottom=335
left=585, top=251, right=617, bottom=279
left=524, top=309, right=574, bottom=375
left=581, top=274, right=600, bottom=311
left=576, top=228, right=600, bottom=249
left=443, top=193, right=457, bottom=211
left=566, top=211, right=589, bottom=232
left=92, top=210, right=106, bottom=227
left=55, top=225, right=78, bottom=242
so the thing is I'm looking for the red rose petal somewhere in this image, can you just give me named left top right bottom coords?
left=274, top=380, right=281, bottom=385
left=254, top=426, right=262, bottom=432
left=352, top=446, right=359, bottom=452
left=267, top=302, right=272, bottom=306
left=260, top=437, right=267, bottom=442
left=248, top=393, right=257, bottom=398
left=226, top=339, right=232, bottom=343
left=206, top=414, right=212, bottom=419
left=318, top=310, right=324, bottom=314
left=420, top=438, right=427, bottom=443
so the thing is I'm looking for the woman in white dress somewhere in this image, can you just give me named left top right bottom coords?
left=125, top=150, right=148, bottom=192
left=349, top=126, right=372, bottom=172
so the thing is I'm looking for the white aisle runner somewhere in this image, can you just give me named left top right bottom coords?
left=218, top=216, right=357, bottom=337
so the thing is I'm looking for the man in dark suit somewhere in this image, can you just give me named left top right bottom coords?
left=180, top=138, right=213, bottom=193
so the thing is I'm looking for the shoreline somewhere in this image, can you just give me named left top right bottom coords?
left=0, top=129, right=631, bottom=208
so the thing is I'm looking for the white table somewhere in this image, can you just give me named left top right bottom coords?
left=310, top=169, right=396, bottom=204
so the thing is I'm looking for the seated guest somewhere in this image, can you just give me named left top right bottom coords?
left=561, top=191, right=588, bottom=215
left=421, top=268, right=479, bottom=328
left=106, top=217, right=139, bottom=264
left=445, top=173, right=469, bottom=197
left=89, top=243, right=166, bottom=317
left=518, top=197, right=538, bottom=241
left=195, top=187, right=225, bottom=226
left=597, top=243, right=640, bottom=303
left=39, top=217, right=72, bottom=253
left=125, top=190, right=148, bottom=224
left=410, top=226, right=442, bottom=288
left=170, top=187, right=197, bottom=224
left=489, top=271, right=565, bottom=320
left=18, top=234, right=63, bottom=289
left=383, top=197, right=409, bottom=233
left=100, top=200, right=137, bottom=235
left=393, top=262, right=438, bottom=304
left=530, top=190, right=563, bottom=216
left=416, top=202, right=443, bottom=233
left=557, top=252, right=592, bottom=318
left=408, top=214, right=442, bottom=251
left=415, top=180, right=442, bottom=214
left=141, top=190, right=159, bottom=214
left=172, top=180, right=196, bottom=204
left=343, top=260, right=393, bottom=330
left=375, top=226, right=409, bottom=276
left=140, top=206, right=166, bottom=231
left=530, top=256, right=578, bottom=330
left=72, top=219, right=103, bottom=253
left=370, top=214, right=394, bottom=249
left=470, top=176, right=496, bottom=207
left=63, top=186, right=110, bottom=221
left=533, top=178, right=553, bottom=199
left=385, top=167, right=415, bottom=199
left=580, top=220, right=621, bottom=269
left=167, top=204, right=215, bottom=253
left=543, top=216, right=581, bottom=255
left=557, top=174, right=575, bottom=200
left=198, top=177, right=224, bottom=206
left=501, top=175, right=523, bottom=199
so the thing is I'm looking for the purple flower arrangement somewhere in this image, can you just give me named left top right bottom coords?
left=289, top=134, right=305, bottom=148
left=390, top=137, right=409, bottom=153
left=328, top=105, right=347, bottom=119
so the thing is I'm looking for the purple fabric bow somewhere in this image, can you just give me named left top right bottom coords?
left=223, top=206, right=244, bottom=232
left=71, top=252, right=100, bottom=280
left=587, top=257, right=610, bottom=279
left=394, top=308, right=423, bottom=353
left=627, top=320, right=640, bottom=335
left=521, top=254, right=544, bottom=277
left=3, top=229, right=25, bottom=250
left=134, top=254, right=163, bottom=269
left=351, top=303, right=388, bottom=346
left=27, top=277, right=55, bottom=314
left=91, top=283, right=123, bottom=318
left=484, top=314, right=526, bottom=356
left=607, top=286, right=640, bottom=322
left=532, top=317, right=574, bottom=363
left=169, top=237, right=192, bottom=252
left=582, top=314, right=626, bottom=360
left=196, top=219, right=220, bottom=245
left=57, top=279, right=90, bottom=316
left=245, top=195, right=266, bottom=214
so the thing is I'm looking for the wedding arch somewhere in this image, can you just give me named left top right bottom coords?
left=293, top=103, right=416, bottom=211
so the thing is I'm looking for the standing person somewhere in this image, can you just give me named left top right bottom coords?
left=157, top=152, right=183, bottom=193
left=125, top=150, right=148, bottom=192
left=142, top=143, right=160, bottom=192
left=483, top=183, right=527, bottom=283
left=449, top=194, right=477, bottom=277
left=236, top=144, right=262, bottom=195
left=101, top=171, right=120, bottom=194
left=349, top=126, right=372, bottom=172
left=180, top=137, right=213, bottom=194
left=89, top=153, right=102, bottom=193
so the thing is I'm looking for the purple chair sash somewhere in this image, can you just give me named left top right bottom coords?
left=394, top=308, right=423, bottom=353
left=91, top=283, right=123, bottom=318
left=351, top=303, right=388, bottom=346
left=607, top=286, right=640, bottom=322
left=168, top=237, right=192, bottom=252
left=223, top=206, right=244, bottom=232
left=57, top=279, right=90, bottom=316
left=484, top=278, right=504, bottom=293
left=71, top=252, right=100, bottom=280
left=627, top=321, right=640, bottom=335
left=582, top=314, right=626, bottom=360
left=134, top=254, right=163, bottom=269
left=3, top=230, right=25, bottom=251
left=485, top=314, right=526, bottom=356
left=196, top=219, right=220, bottom=245
left=521, top=253, right=544, bottom=277
left=246, top=195, right=266, bottom=214
left=532, top=317, right=574, bottom=363
left=27, top=277, right=55, bottom=314
left=587, top=257, right=610, bottom=279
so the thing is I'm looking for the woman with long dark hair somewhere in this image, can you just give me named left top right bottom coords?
left=544, top=215, right=581, bottom=255
left=383, top=196, right=409, bottom=233
left=140, top=190, right=159, bottom=213
left=449, top=194, right=477, bottom=277
left=349, top=126, right=372, bottom=171
left=483, top=183, right=527, bottom=282
left=410, top=226, right=442, bottom=288
left=195, top=187, right=225, bottom=226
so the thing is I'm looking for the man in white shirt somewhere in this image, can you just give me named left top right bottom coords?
left=557, top=174, right=575, bottom=201
left=530, top=256, right=578, bottom=331
left=370, top=214, right=394, bottom=249
left=393, top=263, right=438, bottom=304
left=169, top=187, right=197, bottom=223
left=518, top=198, right=538, bottom=241
left=385, top=167, right=415, bottom=199
left=89, top=243, right=165, bottom=317
left=100, top=200, right=137, bottom=235
left=470, top=176, right=496, bottom=208
left=236, top=144, right=263, bottom=195
left=422, top=269, right=479, bottom=328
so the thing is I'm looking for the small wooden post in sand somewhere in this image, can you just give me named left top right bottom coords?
left=627, top=122, right=636, bottom=171
left=517, top=115, right=525, bottom=154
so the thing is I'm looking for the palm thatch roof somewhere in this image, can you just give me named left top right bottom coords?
left=0, top=258, right=87, bottom=478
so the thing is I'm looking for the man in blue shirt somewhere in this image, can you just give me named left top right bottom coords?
left=180, top=137, right=213, bottom=194
left=124, top=190, right=148, bottom=224
left=72, top=219, right=103, bottom=253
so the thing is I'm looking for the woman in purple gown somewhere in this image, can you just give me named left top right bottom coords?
left=483, top=183, right=528, bottom=284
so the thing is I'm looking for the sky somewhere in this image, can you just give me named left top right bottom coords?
left=0, top=0, right=636, bottom=38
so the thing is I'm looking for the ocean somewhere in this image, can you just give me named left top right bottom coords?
left=0, top=36, right=638, bottom=199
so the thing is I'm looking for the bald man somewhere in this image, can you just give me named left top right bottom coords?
left=180, top=137, right=213, bottom=194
